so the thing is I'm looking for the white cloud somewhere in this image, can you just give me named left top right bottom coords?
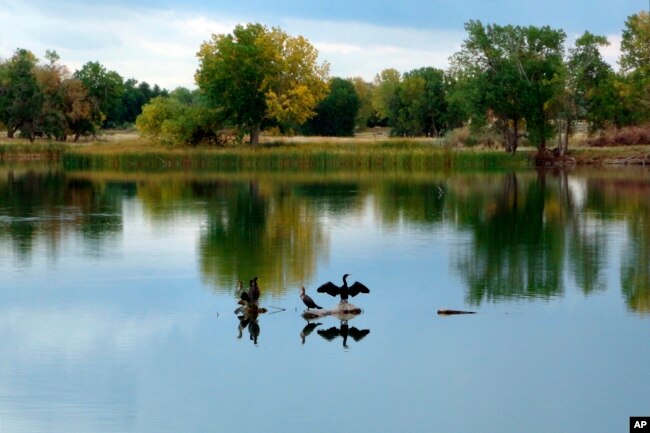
left=285, top=19, right=466, bottom=79
left=0, top=1, right=237, bottom=89
left=566, top=32, right=623, bottom=72
left=601, top=34, right=622, bottom=69
left=0, top=1, right=465, bottom=88
left=0, top=306, right=195, bottom=361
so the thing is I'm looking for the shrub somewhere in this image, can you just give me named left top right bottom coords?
left=586, top=125, right=650, bottom=146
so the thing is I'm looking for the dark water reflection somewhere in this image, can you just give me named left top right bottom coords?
left=2, top=166, right=648, bottom=312
left=1, top=165, right=650, bottom=432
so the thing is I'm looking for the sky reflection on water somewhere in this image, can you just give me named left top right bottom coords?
left=0, top=166, right=649, bottom=432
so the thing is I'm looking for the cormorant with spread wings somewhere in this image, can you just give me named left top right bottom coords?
left=317, top=273, right=370, bottom=302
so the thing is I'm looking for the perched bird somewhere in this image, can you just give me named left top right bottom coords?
left=300, top=286, right=322, bottom=311
left=249, top=276, right=260, bottom=304
left=317, top=274, right=370, bottom=303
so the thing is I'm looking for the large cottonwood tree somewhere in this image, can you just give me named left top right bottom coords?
left=450, top=21, right=566, bottom=153
left=195, top=23, right=329, bottom=145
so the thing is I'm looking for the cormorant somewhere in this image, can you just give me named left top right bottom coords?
left=317, top=274, right=369, bottom=302
left=300, top=286, right=322, bottom=310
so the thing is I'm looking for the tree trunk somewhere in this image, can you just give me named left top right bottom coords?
left=503, top=118, right=513, bottom=153
left=512, top=119, right=519, bottom=154
left=561, top=118, right=570, bottom=156
left=249, top=123, right=261, bottom=145
left=503, top=126, right=510, bottom=153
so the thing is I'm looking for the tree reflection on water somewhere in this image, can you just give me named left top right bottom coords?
left=1, top=166, right=649, bottom=314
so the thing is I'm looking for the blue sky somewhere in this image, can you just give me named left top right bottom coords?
left=0, top=0, right=646, bottom=89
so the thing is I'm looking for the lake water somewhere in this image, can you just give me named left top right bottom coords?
left=0, top=164, right=649, bottom=433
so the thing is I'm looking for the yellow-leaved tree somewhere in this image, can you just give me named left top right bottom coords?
left=195, top=23, right=329, bottom=145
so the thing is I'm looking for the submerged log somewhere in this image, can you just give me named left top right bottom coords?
left=437, top=309, right=476, bottom=315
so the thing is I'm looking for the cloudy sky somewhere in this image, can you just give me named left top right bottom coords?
left=0, top=0, right=646, bottom=89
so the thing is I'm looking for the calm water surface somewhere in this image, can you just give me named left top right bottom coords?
left=0, top=165, right=649, bottom=433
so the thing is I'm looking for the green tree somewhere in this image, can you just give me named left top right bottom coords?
left=451, top=21, right=566, bottom=153
left=73, top=61, right=124, bottom=130
left=390, top=67, right=452, bottom=137
left=0, top=49, right=43, bottom=140
left=118, top=79, right=168, bottom=126
left=619, top=11, right=650, bottom=123
left=570, top=32, right=614, bottom=129
left=136, top=93, right=224, bottom=146
left=550, top=32, right=616, bottom=154
left=136, top=96, right=183, bottom=141
left=195, top=23, right=329, bottom=145
left=349, top=77, right=379, bottom=129
left=302, top=77, right=360, bottom=136
left=372, top=68, right=401, bottom=123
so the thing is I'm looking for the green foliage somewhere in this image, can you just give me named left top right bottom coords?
left=389, top=67, right=457, bottom=137
left=136, top=93, right=226, bottom=146
left=73, top=61, right=125, bottom=129
left=196, top=23, right=329, bottom=144
left=372, top=68, right=401, bottom=122
left=0, top=48, right=167, bottom=142
left=561, top=32, right=617, bottom=132
left=136, top=96, right=182, bottom=139
left=0, top=49, right=43, bottom=140
left=302, top=77, right=360, bottom=136
left=348, top=77, right=380, bottom=129
left=450, top=21, right=566, bottom=152
left=118, top=79, right=168, bottom=127
left=619, top=11, right=650, bottom=124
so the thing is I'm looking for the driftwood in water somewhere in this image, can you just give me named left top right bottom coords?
left=437, top=309, right=476, bottom=315
left=302, top=302, right=362, bottom=320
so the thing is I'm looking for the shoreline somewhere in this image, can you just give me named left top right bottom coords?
left=1, top=139, right=649, bottom=168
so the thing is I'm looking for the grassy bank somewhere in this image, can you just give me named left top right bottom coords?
left=2, top=135, right=649, bottom=171
left=0, top=141, right=69, bottom=162
left=60, top=140, right=532, bottom=172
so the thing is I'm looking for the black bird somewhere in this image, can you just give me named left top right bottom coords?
left=317, top=274, right=370, bottom=302
left=300, top=286, right=322, bottom=310
left=249, top=276, right=260, bottom=304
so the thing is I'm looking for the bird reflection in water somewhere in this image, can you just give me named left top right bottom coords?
left=300, top=322, right=321, bottom=344
left=300, top=304, right=370, bottom=348
left=235, top=304, right=265, bottom=344
left=235, top=279, right=266, bottom=345
left=317, top=321, right=370, bottom=348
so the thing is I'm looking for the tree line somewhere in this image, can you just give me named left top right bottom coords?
left=137, top=11, right=649, bottom=153
left=2, top=11, right=649, bottom=153
left=0, top=50, right=167, bottom=141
